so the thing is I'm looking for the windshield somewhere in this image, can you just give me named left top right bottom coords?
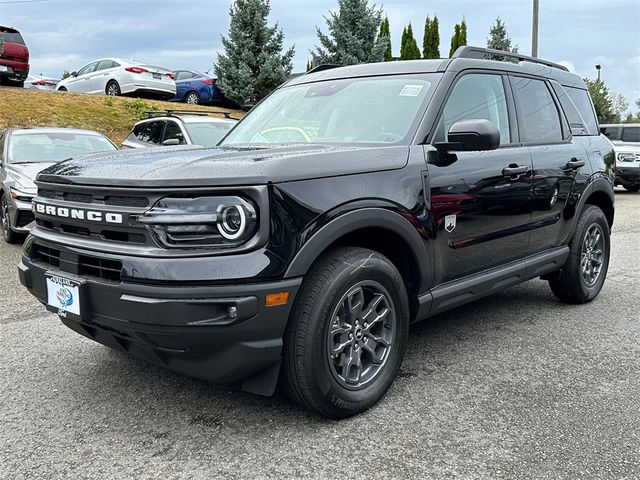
left=8, top=132, right=116, bottom=163
left=221, top=74, right=440, bottom=146
left=185, top=122, right=234, bottom=147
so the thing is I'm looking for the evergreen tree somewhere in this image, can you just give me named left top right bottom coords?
left=214, top=0, right=294, bottom=105
left=486, top=17, right=518, bottom=60
left=306, top=59, right=313, bottom=71
left=430, top=16, right=441, bottom=58
left=585, top=78, right=617, bottom=124
left=459, top=18, right=468, bottom=47
left=449, top=18, right=467, bottom=57
left=400, top=23, right=421, bottom=60
left=379, top=16, right=392, bottom=61
left=313, top=0, right=388, bottom=65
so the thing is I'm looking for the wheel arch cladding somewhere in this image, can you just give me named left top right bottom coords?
left=284, top=208, right=430, bottom=319
left=584, top=189, right=614, bottom=229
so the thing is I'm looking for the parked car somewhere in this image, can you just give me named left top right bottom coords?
left=601, top=123, right=640, bottom=191
left=0, top=26, right=29, bottom=87
left=121, top=110, right=238, bottom=148
left=171, top=70, right=223, bottom=105
left=18, top=47, right=615, bottom=418
left=24, top=74, right=59, bottom=90
left=55, top=58, right=176, bottom=99
left=0, top=128, right=117, bottom=243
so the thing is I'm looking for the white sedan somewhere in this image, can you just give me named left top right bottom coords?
left=55, top=58, right=176, bottom=99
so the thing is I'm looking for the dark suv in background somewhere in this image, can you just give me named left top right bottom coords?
left=19, top=47, right=615, bottom=418
left=0, top=26, right=29, bottom=87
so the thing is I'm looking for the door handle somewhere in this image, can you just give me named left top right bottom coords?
left=502, top=164, right=528, bottom=177
left=565, top=158, right=585, bottom=170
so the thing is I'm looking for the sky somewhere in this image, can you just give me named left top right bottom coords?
left=1, top=0, right=639, bottom=113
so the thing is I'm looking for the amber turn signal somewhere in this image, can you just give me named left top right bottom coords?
left=265, top=292, right=289, bottom=307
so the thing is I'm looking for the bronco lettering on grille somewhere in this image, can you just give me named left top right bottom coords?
left=34, top=203, right=124, bottom=224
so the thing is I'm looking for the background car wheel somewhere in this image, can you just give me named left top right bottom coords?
left=105, top=81, right=121, bottom=96
left=549, top=205, right=610, bottom=304
left=1, top=197, right=20, bottom=244
left=185, top=91, right=200, bottom=105
left=623, top=185, right=639, bottom=192
left=57, top=87, right=67, bottom=91
left=281, top=246, right=410, bottom=419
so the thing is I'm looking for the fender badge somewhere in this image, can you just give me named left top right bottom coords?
left=445, top=215, right=457, bottom=233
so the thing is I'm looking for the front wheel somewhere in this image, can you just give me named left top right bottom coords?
left=281, top=247, right=409, bottom=418
left=1, top=197, right=19, bottom=244
left=549, top=205, right=610, bottom=304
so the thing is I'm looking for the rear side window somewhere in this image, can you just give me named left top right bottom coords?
left=96, top=60, right=118, bottom=71
left=439, top=73, right=511, bottom=145
left=0, top=30, right=25, bottom=45
left=621, top=126, right=640, bottom=142
left=600, top=126, right=620, bottom=141
left=552, top=83, right=588, bottom=136
left=565, top=87, right=599, bottom=135
left=139, top=121, right=165, bottom=144
left=512, top=77, right=562, bottom=144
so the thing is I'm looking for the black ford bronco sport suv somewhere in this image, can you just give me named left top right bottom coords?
left=19, top=47, right=615, bottom=418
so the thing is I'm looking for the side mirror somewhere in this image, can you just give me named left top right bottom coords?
left=71, top=71, right=78, bottom=77
left=162, top=138, right=181, bottom=146
left=437, top=119, right=500, bottom=152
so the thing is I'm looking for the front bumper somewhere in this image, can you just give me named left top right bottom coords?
left=615, top=166, right=640, bottom=188
left=19, top=249, right=302, bottom=395
left=9, top=198, right=35, bottom=232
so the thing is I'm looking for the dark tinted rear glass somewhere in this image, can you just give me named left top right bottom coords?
left=621, top=126, right=640, bottom=142
left=600, top=126, right=619, bottom=141
left=565, top=87, right=599, bottom=135
left=0, top=30, right=25, bottom=45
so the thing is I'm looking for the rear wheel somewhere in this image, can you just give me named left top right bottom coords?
left=57, top=87, right=67, bottom=92
left=185, top=91, right=200, bottom=104
left=281, top=247, right=410, bottom=418
left=1, top=197, right=19, bottom=244
left=105, top=80, right=121, bottom=96
left=549, top=205, right=610, bottom=304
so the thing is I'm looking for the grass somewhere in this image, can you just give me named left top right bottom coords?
left=0, top=87, right=244, bottom=145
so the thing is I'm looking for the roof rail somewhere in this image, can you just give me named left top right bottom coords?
left=452, top=46, right=569, bottom=72
left=145, top=109, right=233, bottom=119
left=306, top=64, right=342, bottom=75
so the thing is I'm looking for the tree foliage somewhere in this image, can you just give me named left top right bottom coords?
left=214, top=0, right=294, bottom=105
left=449, top=18, right=467, bottom=57
left=313, top=0, right=388, bottom=65
left=486, top=17, right=518, bottom=60
left=585, top=78, right=618, bottom=124
left=422, top=15, right=440, bottom=59
left=379, top=16, right=392, bottom=61
left=400, top=23, right=421, bottom=60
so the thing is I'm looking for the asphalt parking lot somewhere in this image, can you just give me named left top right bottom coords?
left=1, top=190, right=638, bottom=479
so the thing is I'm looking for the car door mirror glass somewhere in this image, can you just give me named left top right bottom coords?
left=438, top=119, right=500, bottom=152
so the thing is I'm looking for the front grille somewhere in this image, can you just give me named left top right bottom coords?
left=35, top=218, right=148, bottom=244
left=38, top=190, right=149, bottom=208
left=32, top=244, right=122, bottom=282
left=16, top=210, right=35, bottom=228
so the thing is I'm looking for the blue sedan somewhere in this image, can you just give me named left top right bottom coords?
left=171, top=70, right=223, bottom=105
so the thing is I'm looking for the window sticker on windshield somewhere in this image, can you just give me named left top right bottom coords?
left=399, top=84, right=424, bottom=97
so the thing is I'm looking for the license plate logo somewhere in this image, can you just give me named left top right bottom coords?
left=46, top=275, right=81, bottom=317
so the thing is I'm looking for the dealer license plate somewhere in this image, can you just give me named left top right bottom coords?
left=46, top=273, right=82, bottom=319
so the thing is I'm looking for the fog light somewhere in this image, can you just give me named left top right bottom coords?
left=226, top=306, right=238, bottom=319
left=266, top=292, right=290, bottom=307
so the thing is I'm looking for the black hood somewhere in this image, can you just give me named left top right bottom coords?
left=36, top=144, right=409, bottom=187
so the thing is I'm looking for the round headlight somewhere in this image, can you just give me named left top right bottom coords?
left=218, top=205, right=246, bottom=240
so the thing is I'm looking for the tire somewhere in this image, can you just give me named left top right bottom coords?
left=281, top=247, right=410, bottom=419
left=57, top=87, right=67, bottom=92
left=549, top=205, right=610, bottom=304
left=1, top=197, right=20, bottom=244
left=623, top=185, right=639, bottom=192
left=105, top=80, right=121, bottom=96
left=185, top=91, right=200, bottom=105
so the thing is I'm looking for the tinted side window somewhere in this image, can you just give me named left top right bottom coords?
left=552, top=83, right=587, bottom=136
left=621, top=126, right=640, bottom=142
left=96, top=60, right=116, bottom=71
left=440, top=73, right=511, bottom=145
left=162, top=121, right=186, bottom=144
left=566, top=87, right=599, bottom=135
left=140, top=121, right=165, bottom=144
left=133, top=123, right=146, bottom=138
left=77, top=62, right=99, bottom=76
left=600, top=126, right=619, bottom=141
left=512, top=77, right=562, bottom=144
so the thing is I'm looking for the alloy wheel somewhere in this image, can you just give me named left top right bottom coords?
left=581, top=224, right=605, bottom=287
left=326, top=281, right=396, bottom=389
left=186, top=93, right=199, bottom=104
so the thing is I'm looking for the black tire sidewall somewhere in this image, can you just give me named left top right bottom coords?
left=297, top=250, right=409, bottom=417
left=106, top=81, right=120, bottom=96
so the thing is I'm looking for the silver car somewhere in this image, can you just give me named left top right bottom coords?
left=121, top=111, right=237, bottom=149
left=0, top=128, right=118, bottom=243
left=601, top=123, right=640, bottom=192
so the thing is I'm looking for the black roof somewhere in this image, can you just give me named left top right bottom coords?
left=287, top=46, right=585, bottom=90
